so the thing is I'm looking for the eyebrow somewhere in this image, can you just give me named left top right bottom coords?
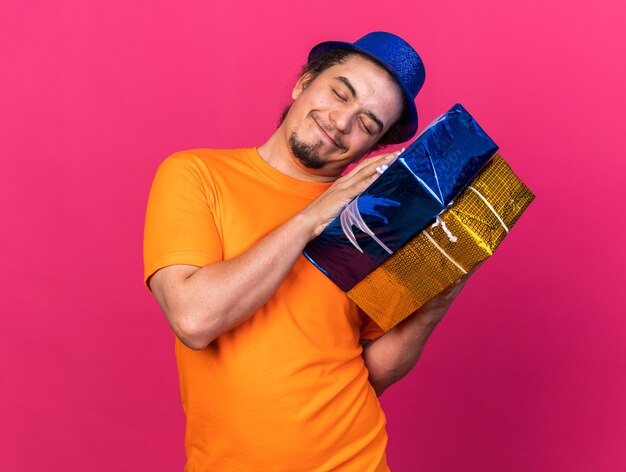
left=334, top=76, right=384, bottom=133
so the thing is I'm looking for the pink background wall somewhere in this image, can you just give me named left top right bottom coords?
left=1, top=0, right=624, bottom=470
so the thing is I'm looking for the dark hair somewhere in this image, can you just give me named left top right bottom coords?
left=278, top=48, right=409, bottom=151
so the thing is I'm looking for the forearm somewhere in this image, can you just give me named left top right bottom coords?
left=361, top=273, right=473, bottom=396
left=362, top=314, right=438, bottom=396
left=158, top=212, right=314, bottom=349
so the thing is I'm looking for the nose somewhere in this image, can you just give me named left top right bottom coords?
left=329, top=107, right=354, bottom=134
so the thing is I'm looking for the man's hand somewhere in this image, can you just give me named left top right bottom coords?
left=299, top=150, right=402, bottom=238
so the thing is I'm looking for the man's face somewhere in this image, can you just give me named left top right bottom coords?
left=283, top=54, right=404, bottom=176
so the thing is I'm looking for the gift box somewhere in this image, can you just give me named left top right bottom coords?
left=346, top=154, right=535, bottom=332
left=303, top=103, right=498, bottom=292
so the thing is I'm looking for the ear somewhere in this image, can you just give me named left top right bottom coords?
left=291, top=72, right=313, bottom=100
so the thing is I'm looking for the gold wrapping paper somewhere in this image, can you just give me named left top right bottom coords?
left=347, top=154, right=535, bottom=332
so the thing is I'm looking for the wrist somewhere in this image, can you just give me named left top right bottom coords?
left=293, top=209, right=323, bottom=240
left=289, top=211, right=319, bottom=243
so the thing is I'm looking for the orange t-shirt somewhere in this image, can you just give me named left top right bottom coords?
left=143, top=148, right=388, bottom=472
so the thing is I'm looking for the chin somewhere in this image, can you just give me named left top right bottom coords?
left=289, top=132, right=327, bottom=170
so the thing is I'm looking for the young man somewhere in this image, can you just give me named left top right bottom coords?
left=144, top=32, right=474, bottom=472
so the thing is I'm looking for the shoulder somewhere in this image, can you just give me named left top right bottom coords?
left=162, top=147, right=253, bottom=167
left=154, top=147, right=253, bottom=183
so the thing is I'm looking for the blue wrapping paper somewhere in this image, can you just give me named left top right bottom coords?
left=303, top=103, right=498, bottom=292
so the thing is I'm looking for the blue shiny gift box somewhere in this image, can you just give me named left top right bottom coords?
left=303, top=103, right=498, bottom=292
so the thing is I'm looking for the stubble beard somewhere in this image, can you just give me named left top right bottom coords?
left=288, top=131, right=326, bottom=170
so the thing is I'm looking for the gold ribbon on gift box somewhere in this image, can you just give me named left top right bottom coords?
left=347, top=154, right=535, bottom=332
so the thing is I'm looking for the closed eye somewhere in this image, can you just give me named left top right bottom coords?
left=360, top=118, right=374, bottom=135
left=332, top=88, right=347, bottom=102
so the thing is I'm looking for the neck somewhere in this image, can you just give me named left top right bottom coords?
left=257, top=127, right=341, bottom=183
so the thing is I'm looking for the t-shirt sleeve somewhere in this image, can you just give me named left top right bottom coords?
left=358, top=307, right=386, bottom=341
left=143, top=152, right=223, bottom=290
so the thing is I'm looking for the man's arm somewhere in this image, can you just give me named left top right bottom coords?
left=360, top=270, right=476, bottom=396
left=149, top=212, right=313, bottom=350
left=148, top=151, right=398, bottom=350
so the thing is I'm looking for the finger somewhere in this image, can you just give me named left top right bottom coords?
left=459, top=261, right=483, bottom=282
left=361, top=146, right=407, bottom=176
left=341, top=152, right=394, bottom=180
left=332, top=148, right=406, bottom=206
left=344, top=148, right=403, bottom=179
left=446, top=262, right=483, bottom=295
left=438, top=278, right=467, bottom=301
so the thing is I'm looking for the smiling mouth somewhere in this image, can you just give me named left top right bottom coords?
left=312, top=114, right=346, bottom=151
